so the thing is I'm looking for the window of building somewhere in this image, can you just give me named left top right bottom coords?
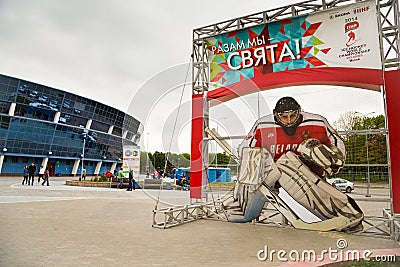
left=0, top=116, right=10, bottom=130
left=0, top=101, right=10, bottom=115
left=112, top=127, right=122, bottom=137
left=90, top=120, right=109, bottom=133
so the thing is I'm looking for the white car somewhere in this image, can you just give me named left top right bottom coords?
left=327, top=178, right=354, bottom=193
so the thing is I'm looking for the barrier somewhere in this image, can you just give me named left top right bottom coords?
left=143, top=178, right=163, bottom=189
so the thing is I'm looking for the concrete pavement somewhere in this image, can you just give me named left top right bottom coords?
left=0, top=177, right=399, bottom=266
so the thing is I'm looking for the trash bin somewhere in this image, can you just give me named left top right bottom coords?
left=166, top=182, right=172, bottom=190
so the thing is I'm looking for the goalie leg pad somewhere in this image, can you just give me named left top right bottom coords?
left=238, top=147, right=281, bottom=191
left=225, top=183, right=267, bottom=223
left=227, top=147, right=280, bottom=223
left=276, top=151, right=363, bottom=230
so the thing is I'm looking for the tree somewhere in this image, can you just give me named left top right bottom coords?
left=333, top=111, right=358, bottom=131
left=209, top=152, right=231, bottom=166
left=334, top=112, right=388, bottom=181
left=139, top=151, right=149, bottom=173
left=152, top=151, right=165, bottom=170
left=140, top=151, right=191, bottom=174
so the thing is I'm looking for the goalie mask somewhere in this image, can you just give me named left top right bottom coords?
left=273, top=97, right=302, bottom=136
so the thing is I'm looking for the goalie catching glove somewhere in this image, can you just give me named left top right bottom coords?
left=297, top=138, right=344, bottom=175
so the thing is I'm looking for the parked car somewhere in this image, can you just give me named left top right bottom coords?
left=327, top=178, right=354, bottom=193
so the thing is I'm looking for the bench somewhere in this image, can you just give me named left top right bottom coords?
left=143, top=178, right=164, bottom=189
left=110, top=177, right=134, bottom=188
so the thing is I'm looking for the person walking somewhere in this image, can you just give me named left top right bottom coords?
left=127, top=169, right=135, bottom=191
left=181, top=175, right=188, bottom=191
left=38, top=165, right=45, bottom=183
left=41, top=168, right=50, bottom=186
left=81, top=168, right=86, bottom=181
left=117, top=168, right=124, bottom=189
left=28, top=162, right=36, bottom=186
left=22, top=166, right=29, bottom=185
left=152, top=169, right=159, bottom=179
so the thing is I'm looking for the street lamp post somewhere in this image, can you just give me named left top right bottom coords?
left=80, top=132, right=87, bottom=182
left=146, top=132, right=149, bottom=177
left=365, top=132, right=371, bottom=197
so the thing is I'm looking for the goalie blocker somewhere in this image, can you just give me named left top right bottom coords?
left=297, top=138, right=344, bottom=175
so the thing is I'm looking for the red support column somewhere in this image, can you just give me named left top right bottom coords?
left=384, top=70, right=400, bottom=213
left=190, top=94, right=208, bottom=199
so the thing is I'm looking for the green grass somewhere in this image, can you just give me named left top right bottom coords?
left=354, top=185, right=387, bottom=189
left=208, top=182, right=235, bottom=187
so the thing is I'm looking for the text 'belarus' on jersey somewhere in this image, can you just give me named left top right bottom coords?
left=239, top=112, right=345, bottom=161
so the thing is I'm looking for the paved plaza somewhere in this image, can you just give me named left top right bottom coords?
left=0, top=176, right=399, bottom=266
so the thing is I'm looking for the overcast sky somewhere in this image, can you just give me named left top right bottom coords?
left=0, top=0, right=385, bottom=153
left=0, top=0, right=298, bottom=109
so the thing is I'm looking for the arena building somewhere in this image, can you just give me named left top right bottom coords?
left=0, top=74, right=142, bottom=176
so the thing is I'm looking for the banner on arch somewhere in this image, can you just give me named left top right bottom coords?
left=206, top=0, right=381, bottom=90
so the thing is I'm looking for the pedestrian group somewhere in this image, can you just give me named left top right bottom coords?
left=22, top=162, right=50, bottom=186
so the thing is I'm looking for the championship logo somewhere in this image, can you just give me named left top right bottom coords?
left=345, top=20, right=359, bottom=47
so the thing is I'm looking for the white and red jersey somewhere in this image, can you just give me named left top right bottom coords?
left=239, top=112, right=345, bottom=161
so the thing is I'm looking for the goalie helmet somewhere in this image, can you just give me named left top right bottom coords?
left=273, top=97, right=302, bottom=136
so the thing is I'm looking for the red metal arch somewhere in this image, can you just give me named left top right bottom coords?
left=206, top=67, right=382, bottom=103
left=191, top=68, right=400, bottom=214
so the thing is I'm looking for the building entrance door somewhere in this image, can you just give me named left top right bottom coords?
left=47, top=161, right=55, bottom=176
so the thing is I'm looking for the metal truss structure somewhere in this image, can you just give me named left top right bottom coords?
left=153, top=195, right=399, bottom=243
left=153, top=0, right=400, bottom=240
left=192, top=0, right=399, bottom=94
left=152, top=202, right=227, bottom=229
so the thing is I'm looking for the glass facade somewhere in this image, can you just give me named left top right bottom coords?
left=0, top=74, right=141, bottom=175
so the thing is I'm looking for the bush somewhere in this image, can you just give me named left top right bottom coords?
left=86, top=176, right=109, bottom=183
left=98, top=176, right=108, bottom=182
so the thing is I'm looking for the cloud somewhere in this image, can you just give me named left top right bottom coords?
left=0, top=0, right=385, bottom=153
left=0, top=0, right=295, bottom=110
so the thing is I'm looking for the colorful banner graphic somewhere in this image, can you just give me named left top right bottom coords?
left=206, top=0, right=381, bottom=89
left=123, top=146, right=140, bottom=178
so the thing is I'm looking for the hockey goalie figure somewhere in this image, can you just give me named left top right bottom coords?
left=223, top=96, right=363, bottom=232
